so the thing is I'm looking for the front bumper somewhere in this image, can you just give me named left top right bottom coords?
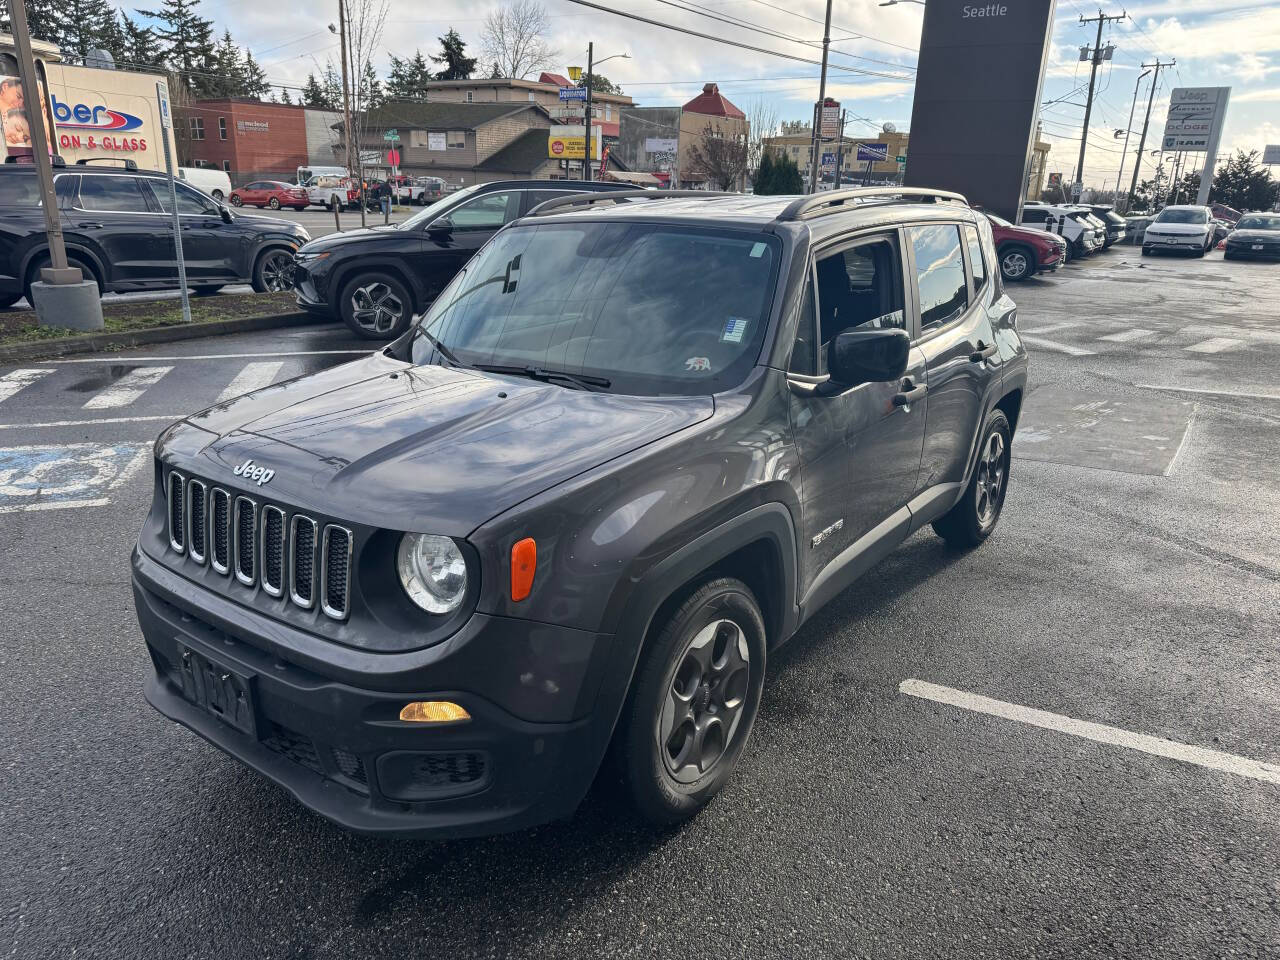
left=133, top=548, right=614, bottom=838
left=1143, top=233, right=1207, bottom=252
left=1225, top=242, right=1280, bottom=260
left=292, top=262, right=332, bottom=314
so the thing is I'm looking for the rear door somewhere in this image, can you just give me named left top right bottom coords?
left=908, top=220, right=1001, bottom=495
left=71, top=174, right=170, bottom=284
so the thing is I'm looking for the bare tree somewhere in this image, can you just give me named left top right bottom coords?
left=744, top=97, right=778, bottom=176
left=686, top=122, right=749, bottom=192
left=481, top=0, right=558, bottom=79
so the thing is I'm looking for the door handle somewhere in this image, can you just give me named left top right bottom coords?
left=76, top=221, right=104, bottom=229
left=970, top=341, right=998, bottom=363
left=892, top=378, right=927, bottom=407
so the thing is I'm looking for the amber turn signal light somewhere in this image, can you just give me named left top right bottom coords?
left=511, top=537, right=536, bottom=601
left=399, top=701, right=470, bottom=723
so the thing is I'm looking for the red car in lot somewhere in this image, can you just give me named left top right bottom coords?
left=229, top=180, right=309, bottom=210
left=983, top=212, right=1068, bottom=281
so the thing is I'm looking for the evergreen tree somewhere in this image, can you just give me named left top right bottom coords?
left=754, top=151, right=775, bottom=194
left=755, top=150, right=802, bottom=194
left=0, top=0, right=64, bottom=45
left=358, top=61, right=383, bottom=111
left=137, top=0, right=217, bottom=95
left=1211, top=150, right=1280, bottom=211
left=119, top=12, right=164, bottom=69
left=58, top=0, right=123, bottom=62
left=280, top=87, right=294, bottom=105
left=489, top=61, right=502, bottom=79
left=301, top=72, right=332, bottom=109
left=322, top=63, right=343, bottom=109
left=431, top=29, right=476, bottom=81
left=579, top=73, right=621, bottom=95
left=206, top=29, right=246, bottom=96
left=387, top=50, right=433, bottom=100
left=241, top=50, right=271, bottom=99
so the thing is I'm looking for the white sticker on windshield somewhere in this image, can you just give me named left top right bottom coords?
left=721, top=317, right=750, bottom=343
left=685, top=357, right=711, bottom=372
left=749, top=242, right=767, bottom=258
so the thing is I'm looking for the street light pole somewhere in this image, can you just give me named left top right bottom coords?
left=1113, top=68, right=1149, bottom=213
left=1126, top=59, right=1174, bottom=211
left=807, top=0, right=833, bottom=194
left=583, top=42, right=593, bottom=181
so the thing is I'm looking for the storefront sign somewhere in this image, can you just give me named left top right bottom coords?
left=50, top=94, right=144, bottom=132
left=644, top=137, right=679, bottom=154
left=856, top=142, right=889, bottom=162
left=237, top=119, right=269, bottom=133
left=427, top=132, right=446, bottom=151
left=548, top=128, right=601, bottom=160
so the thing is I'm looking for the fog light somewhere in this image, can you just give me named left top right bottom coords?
left=400, top=701, right=470, bottom=723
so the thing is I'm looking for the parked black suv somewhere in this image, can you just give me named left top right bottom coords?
left=0, top=160, right=307, bottom=308
left=134, top=187, right=1028, bottom=838
left=292, top=178, right=632, bottom=339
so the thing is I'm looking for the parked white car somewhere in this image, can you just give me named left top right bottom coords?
left=1021, top=203, right=1103, bottom=260
left=177, top=166, right=233, bottom=203
left=1142, top=205, right=1216, bottom=257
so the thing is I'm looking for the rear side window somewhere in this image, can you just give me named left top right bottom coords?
left=448, top=191, right=519, bottom=230
left=77, top=176, right=150, bottom=213
left=0, top=175, right=42, bottom=206
left=1021, top=208, right=1046, bottom=224
left=963, top=223, right=987, bottom=292
left=908, top=224, right=969, bottom=330
left=814, top=236, right=905, bottom=349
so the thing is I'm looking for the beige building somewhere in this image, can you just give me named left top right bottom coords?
left=420, top=74, right=631, bottom=139
left=614, top=84, right=750, bottom=191
left=763, top=128, right=911, bottom=183
left=2, top=34, right=178, bottom=174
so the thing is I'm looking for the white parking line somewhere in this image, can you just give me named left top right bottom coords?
left=1099, top=328, right=1156, bottom=343
left=217, top=361, right=285, bottom=402
left=0, top=368, right=54, bottom=404
left=1019, top=335, right=1096, bottom=357
left=49, top=349, right=368, bottom=364
left=0, top=414, right=180, bottom=431
left=1135, top=384, right=1280, bottom=402
left=82, top=366, right=173, bottom=409
left=1186, top=337, right=1244, bottom=354
left=900, top=679, right=1280, bottom=787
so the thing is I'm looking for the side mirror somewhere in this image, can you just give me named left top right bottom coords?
left=828, top=328, right=910, bottom=386
left=219, top=204, right=233, bottom=224
left=427, top=216, right=454, bottom=237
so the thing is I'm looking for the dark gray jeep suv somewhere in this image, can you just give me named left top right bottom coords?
left=133, top=187, right=1028, bottom=838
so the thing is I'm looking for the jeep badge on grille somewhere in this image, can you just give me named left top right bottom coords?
left=233, top=459, right=275, bottom=486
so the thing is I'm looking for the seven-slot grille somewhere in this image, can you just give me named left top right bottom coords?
left=166, top=470, right=351, bottom=620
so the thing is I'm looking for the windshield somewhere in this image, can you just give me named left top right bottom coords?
left=398, top=183, right=486, bottom=229
left=409, top=221, right=781, bottom=396
left=1156, top=208, right=1208, bottom=224
left=1236, top=215, right=1280, bottom=230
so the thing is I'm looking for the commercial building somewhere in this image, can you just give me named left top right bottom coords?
left=763, top=128, right=911, bottom=184
left=176, top=98, right=341, bottom=184
left=614, top=83, right=750, bottom=190
left=2, top=33, right=179, bottom=173
left=419, top=74, right=631, bottom=139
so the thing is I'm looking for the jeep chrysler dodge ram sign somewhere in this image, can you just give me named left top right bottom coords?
left=904, top=0, right=1057, bottom=223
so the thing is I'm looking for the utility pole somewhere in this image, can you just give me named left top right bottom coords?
left=336, top=0, right=358, bottom=222
left=1126, top=58, right=1174, bottom=211
left=831, top=109, right=847, bottom=189
left=807, top=0, right=833, bottom=194
left=1113, top=68, right=1149, bottom=213
left=583, top=42, right=593, bottom=181
left=1074, top=8, right=1127, bottom=198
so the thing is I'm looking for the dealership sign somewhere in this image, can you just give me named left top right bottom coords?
left=1264, top=144, right=1280, bottom=165
left=856, top=142, right=889, bottom=162
left=1161, top=87, right=1230, bottom=152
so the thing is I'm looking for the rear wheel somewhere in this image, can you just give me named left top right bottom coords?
left=611, top=577, right=766, bottom=826
left=339, top=272, right=414, bottom=340
left=251, top=248, right=294, bottom=293
left=268, top=197, right=281, bottom=210
left=932, top=408, right=1012, bottom=549
left=999, top=245, right=1034, bottom=282
left=23, top=254, right=102, bottom=306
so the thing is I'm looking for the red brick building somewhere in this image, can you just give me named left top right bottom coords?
left=176, top=98, right=311, bottom=184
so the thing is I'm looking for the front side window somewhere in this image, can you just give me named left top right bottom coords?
left=908, top=224, right=968, bottom=330
left=78, top=176, right=150, bottom=213
left=189, top=117, right=204, bottom=141
left=410, top=222, right=780, bottom=396
left=446, top=191, right=518, bottom=230
left=1021, top=208, right=1046, bottom=224
left=146, top=180, right=217, bottom=215
left=788, top=276, right=817, bottom=375
left=814, top=236, right=905, bottom=350
left=963, top=223, right=986, bottom=291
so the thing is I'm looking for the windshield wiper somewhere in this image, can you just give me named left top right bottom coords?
left=472, top=363, right=611, bottom=391
left=403, top=324, right=469, bottom=369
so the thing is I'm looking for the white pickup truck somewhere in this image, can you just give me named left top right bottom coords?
left=306, top=175, right=360, bottom=211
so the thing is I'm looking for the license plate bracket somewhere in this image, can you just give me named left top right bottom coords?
left=176, top=643, right=258, bottom=737
left=1253, top=244, right=1264, bottom=250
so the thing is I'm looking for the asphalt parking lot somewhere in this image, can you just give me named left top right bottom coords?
left=1, top=249, right=1277, bottom=958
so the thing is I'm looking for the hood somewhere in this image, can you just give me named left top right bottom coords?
left=1227, top=229, right=1280, bottom=242
left=235, top=212, right=307, bottom=234
left=1145, top=221, right=1209, bottom=236
left=166, top=353, right=713, bottom=537
left=1006, top=224, right=1064, bottom=246
left=299, top=225, right=404, bottom=253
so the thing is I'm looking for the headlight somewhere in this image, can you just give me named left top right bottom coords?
left=295, top=250, right=329, bottom=264
left=397, top=533, right=467, bottom=613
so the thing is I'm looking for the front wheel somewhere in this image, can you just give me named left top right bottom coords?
left=339, top=272, right=414, bottom=340
left=999, top=245, right=1033, bottom=282
left=0, top=292, right=20, bottom=309
left=251, top=248, right=294, bottom=293
left=229, top=194, right=243, bottom=207
left=268, top=197, right=281, bottom=210
left=611, top=577, right=767, bottom=826
left=932, top=408, right=1012, bottom=548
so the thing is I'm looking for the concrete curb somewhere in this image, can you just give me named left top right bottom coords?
left=0, top=311, right=322, bottom=363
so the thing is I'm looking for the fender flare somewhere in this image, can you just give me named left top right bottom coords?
left=19, top=243, right=107, bottom=289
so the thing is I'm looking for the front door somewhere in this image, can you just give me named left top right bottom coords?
left=907, top=221, right=1001, bottom=493
left=418, top=189, right=522, bottom=296
left=143, top=179, right=237, bottom=281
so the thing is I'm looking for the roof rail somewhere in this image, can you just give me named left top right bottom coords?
left=777, top=187, right=968, bottom=222
left=75, top=157, right=139, bottom=171
left=526, top=189, right=735, bottom=217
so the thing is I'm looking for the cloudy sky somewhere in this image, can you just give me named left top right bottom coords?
left=199, top=0, right=1278, bottom=188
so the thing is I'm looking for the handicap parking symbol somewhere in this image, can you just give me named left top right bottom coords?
left=0, top=443, right=152, bottom=514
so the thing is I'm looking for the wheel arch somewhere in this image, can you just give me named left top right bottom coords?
left=329, top=259, right=423, bottom=313
left=996, top=387, right=1024, bottom=434
left=21, top=243, right=107, bottom=291
left=998, top=242, right=1037, bottom=278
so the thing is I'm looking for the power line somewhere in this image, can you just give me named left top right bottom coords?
left=737, top=0, right=919, bottom=54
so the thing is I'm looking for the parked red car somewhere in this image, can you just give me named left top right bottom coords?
left=229, top=180, right=309, bottom=211
left=984, top=211, right=1068, bottom=281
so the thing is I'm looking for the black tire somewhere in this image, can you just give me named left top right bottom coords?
left=229, top=194, right=243, bottom=207
left=0, top=292, right=21, bottom=309
left=338, top=272, right=414, bottom=340
left=999, top=244, right=1035, bottom=282
left=932, top=408, right=1012, bottom=549
left=1141, top=247, right=1150, bottom=256
left=611, top=577, right=767, bottom=826
left=268, top=197, right=281, bottom=210
left=251, top=247, right=295, bottom=293
left=1223, top=251, right=1236, bottom=261
left=1062, top=241, right=1073, bottom=264
left=193, top=285, right=223, bottom=297
left=23, top=254, right=103, bottom=306
left=211, top=189, right=224, bottom=202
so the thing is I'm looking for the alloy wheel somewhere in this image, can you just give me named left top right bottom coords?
left=657, top=618, right=750, bottom=784
left=1002, top=250, right=1029, bottom=280
left=269, top=197, right=281, bottom=210
left=259, top=251, right=294, bottom=292
left=975, top=430, right=1007, bottom=528
left=230, top=195, right=242, bottom=207
left=350, top=282, right=405, bottom=334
